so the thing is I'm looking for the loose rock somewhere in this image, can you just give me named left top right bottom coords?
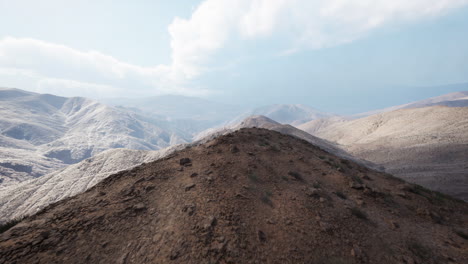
left=179, top=158, right=191, bottom=166
left=185, top=184, right=196, bottom=191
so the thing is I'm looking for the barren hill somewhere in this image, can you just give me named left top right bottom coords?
left=299, top=106, right=468, bottom=201
left=195, top=116, right=356, bottom=163
left=0, top=115, right=372, bottom=225
left=353, top=91, right=468, bottom=118
left=1, top=128, right=466, bottom=264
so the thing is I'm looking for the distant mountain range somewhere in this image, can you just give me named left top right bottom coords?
left=230, top=104, right=334, bottom=125
left=105, top=97, right=332, bottom=133
left=0, top=88, right=190, bottom=186
left=105, top=95, right=241, bottom=121
left=0, top=88, right=334, bottom=186
left=353, top=90, right=468, bottom=118
left=1, top=87, right=467, bottom=225
left=103, top=95, right=245, bottom=136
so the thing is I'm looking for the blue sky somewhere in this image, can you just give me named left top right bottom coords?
left=1, top=0, right=468, bottom=114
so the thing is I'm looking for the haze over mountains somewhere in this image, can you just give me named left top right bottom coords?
left=107, top=97, right=332, bottom=132
left=229, top=104, right=334, bottom=126
left=104, top=95, right=244, bottom=136
left=354, top=90, right=468, bottom=118
left=1, top=87, right=468, bottom=225
left=0, top=88, right=332, bottom=186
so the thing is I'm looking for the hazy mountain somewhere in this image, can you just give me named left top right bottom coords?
left=105, top=98, right=334, bottom=135
left=354, top=90, right=468, bottom=118
left=299, top=106, right=468, bottom=200
left=0, top=88, right=189, bottom=186
left=103, top=95, right=246, bottom=135
left=231, top=104, right=333, bottom=126
left=1, top=128, right=466, bottom=263
left=299, top=91, right=468, bottom=134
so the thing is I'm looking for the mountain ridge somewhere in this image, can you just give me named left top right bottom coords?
left=0, top=115, right=370, bottom=224
left=0, top=88, right=189, bottom=186
left=299, top=105, right=468, bottom=200
left=0, top=128, right=466, bottom=263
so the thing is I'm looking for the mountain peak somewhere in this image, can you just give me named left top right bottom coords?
left=237, top=115, right=280, bottom=128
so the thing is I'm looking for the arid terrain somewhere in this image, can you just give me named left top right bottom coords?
left=2, top=2, right=468, bottom=263
left=299, top=106, right=468, bottom=201
left=1, top=128, right=466, bottom=264
left=0, top=116, right=369, bottom=227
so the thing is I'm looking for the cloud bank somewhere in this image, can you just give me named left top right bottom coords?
left=170, top=0, right=468, bottom=74
left=0, top=37, right=194, bottom=98
left=1, top=0, right=467, bottom=98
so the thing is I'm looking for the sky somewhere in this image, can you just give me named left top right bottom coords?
left=1, top=0, right=468, bottom=114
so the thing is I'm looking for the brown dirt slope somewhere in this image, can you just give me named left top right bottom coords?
left=0, top=128, right=467, bottom=264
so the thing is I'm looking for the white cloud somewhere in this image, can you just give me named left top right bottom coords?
left=169, top=0, right=468, bottom=70
left=0, top=37, right=205, bottom=98
left=1, top=0, right=467, bottom=98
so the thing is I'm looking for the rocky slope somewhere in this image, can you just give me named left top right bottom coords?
left=0, top=147, right=185, bottom=223
left=0, top=115, right=369, bottom=225
left=0, top=128, right=466, bottom=264
left=299, top=106, right=468, bottom=201
left=0, top=88, right=189, bottom=186
left=196, top=116, right=342, bottom=155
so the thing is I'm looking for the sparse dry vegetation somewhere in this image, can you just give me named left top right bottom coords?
left=248, top=172, right=260, bottom=182
left=288, top=171, right=304, bottom=181
left=350, top=207, right=368, bottom=220
left=335, top=191, right=347, bottom=200
left=408, top=239, right=432, bottom=260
